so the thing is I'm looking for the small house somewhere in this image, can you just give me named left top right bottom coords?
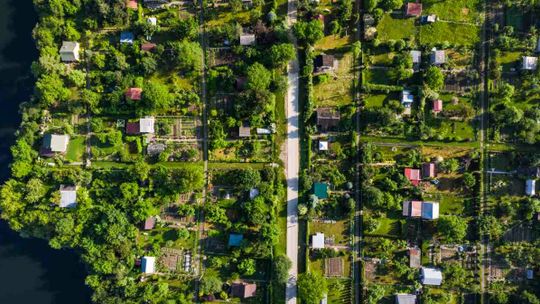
left=311, top=232, right=325, bottom=249
left=432, top=99, right=443, bottom=114
left=527, top=269, right=534, bottom=280
left=41, top=134, right=70, bottom=156
left=526, top=179, right=536, bottom=196
left=431, top=49, right=446, bottom=65
left=59, top=185, right=77, bottom=208
left=143, top=217, right=156, bottom=230
left=408, top=248, right=421, bottom=268
left=395, top=294, right=417, bottom=304
left=120, top=31, right=134, bottom=44
left=313, top=182, right=328, bottom=199
left=405, top=2, right=422, bottom=17
left=231, top=282, right=257, bottom=299
left=126, top=0, right=138, bottom=9
left=403, top=200, right=422, bottom=217
left=239, top=122, right=251, bottom=138
left=125, top=87, right=143, bottom=100
left=256, top=128, right=272, bottom=135
left=147, top=17, right=157, bottom=26
left=316, top=107, right=341, bottom=131
left=421, top=201, right=439, bottom=220
left=319, top=140, right=329, bottom=151
left=522, top=56, right=538, bottom=70
left=410, top=50, right=421, bottom=65
left=228, top=233, right=244, bottom=247
left=422, top=162, right=436, bottom=178
left=421, top=14, right=437, bottom=24
left=141, top=256, right=156, bottom=274
left=59, top=41, right=80, bottom=62
left=401, top=90, right=414, bottom=108
left=141, top=42, right=157, bottom=52
left=404, top=168, right=421, bottom=186
left=240, top=34, right=256, bottom=46
left=140, top=116, right=155, bottom=134
left=314, top=54, right=338, bottom=74
left=249, top=188, right=259, bottom=199
left=420, top=267, right=442, bottom=285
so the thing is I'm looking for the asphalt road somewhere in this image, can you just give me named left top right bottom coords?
left=285, top=0, right=299, bottom=300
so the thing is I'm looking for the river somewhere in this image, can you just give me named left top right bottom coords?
left=0, top=0, right=91, bottom=303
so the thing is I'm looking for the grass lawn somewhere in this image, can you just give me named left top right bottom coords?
left=368, top=217, right=403, bottom=238
left=315, top=34, right=352, bottom=51
left=66, top=136, right=85, bottom=162
left=364, top=69, right=394, bottom=85
left=310, top=219, right=349, bottom=245
left=206, top=9, right=251, bottom=27
left=370, top=52, right=396, bottom=66
left=422, top=0, right=481, bottom=23
left=376, top=15, right=416, bottom=41
left=425, top=117, right=475, bottom=140
left=497, top=51, right=521, bottom=73
left=364, top=94, right=386, bottom=108
left=313, top=52, right=355, bottom=106
left=419, top=23, right=480, bottom=47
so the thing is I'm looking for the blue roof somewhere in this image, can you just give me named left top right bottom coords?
left=120, top=31, right=134, bottom=43
left=313, top=182, right=328, bottom=199
left=421, top=202, right=439, bottom=220
left=228, top=233, right=244, bottom=247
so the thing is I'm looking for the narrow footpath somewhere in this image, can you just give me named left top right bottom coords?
left=285, top=0, right=299, bottom=302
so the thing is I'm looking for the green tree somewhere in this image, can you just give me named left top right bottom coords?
left=36, top=74, right=71, bottom=106
left=294, top=21, right=324, bottom=45
left=438, top=215, right=468, bottom=242
left=237, top=258, right=256, bottom=275
left=142, top=81, right=173, bottom=112
left=274, top=255, right=292, bottom=284
left=200, top=273, right=222, bottom=295
left=268, top=44, right=296, bottom=68
left=462, top=172, right=476, bottom=189
left=246, top=62, right=272, bottom=92
left=298, top=272, right=328, bottom=304
left=425, top=66, right=445, bottom=91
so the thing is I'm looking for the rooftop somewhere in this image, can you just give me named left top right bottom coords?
left=312, top=232, right=325, bottom=249
left=228, top=233, right=244, bottom=247
left=60, top=185, right=77, bottom=208
left=313, top=182, right=328, bottom=199
left=406, top=2, right=422, bottom=16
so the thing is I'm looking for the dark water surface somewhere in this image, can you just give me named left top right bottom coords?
left=0, top=0, right=91, bottom=303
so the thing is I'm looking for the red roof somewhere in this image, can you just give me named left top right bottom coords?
left=404, top=168, right=421, bottom=185
left=141, top=43, right=157, bottom=52
left=126, top=0, right=138, bottom=9
left=126, top=122, right=140, bottom=134
left=406, top=2, right=422, bottom=16
left=433, top=99, right=443, bottom=113
left=422, top=163, right=436, bottom=178
left=125, top=88, right=142, bottom=100
left=143, top=217, right=155, bottom=230
left=231, top=282, right=257, bottom=298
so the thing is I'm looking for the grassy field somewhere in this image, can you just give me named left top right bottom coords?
left=419, top=22, right=480, bottom=47
left=315, top=34, right=352, bottom=51
left=313, top=52, right=355, bottom=106
left=364, top=94, right=386, bottom=108
left=497, top=51, right=521, bottom=73
left=363, top=69, right=394, bottom=85
left=376, top=15, right=416, bottom=41
left=422, top=0, right=482, bottom=23
left=310, top=219, right=349, bottom=245
left=66, top=136, right=86, bottom=162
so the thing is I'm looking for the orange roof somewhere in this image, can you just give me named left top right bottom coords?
left=141, top=43, right=157, bottom=52
left=410, top=200, right=422, bottom=217
left=125, top=88, right=142, bottom=100
left=406, top=2, right=422, bottom=16
left=126, top=0, right=138, bottom=9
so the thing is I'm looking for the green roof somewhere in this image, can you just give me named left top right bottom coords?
left=313, top=182, right=328, bottom=199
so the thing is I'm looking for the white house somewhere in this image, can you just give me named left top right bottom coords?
left=139, top=116, right=155, bottom=134
left=395, top=294, right=417, bottom=304
left=147, top=17, right=157, bottom=26
left=522, top=56, right=538, bottom=70
left=401, top=90, right=414, bottom=107
left=430, top=49, right=446, bottom=65
left=240, top=34, right=256, bottom=46
left=526, top=179, right=536, bottom=196
left=59, top=185, right=77, bottom=208
left=319, top=141, right=329, bottom=151
left=142, top=256, right=156, bottom=274
left=311, top=232, right=325, bottom=249
left=60, top=41, right=80, bottom=62
left=43, top=134, right=70, bottom=153
left=421, top=267, right=443, bottom=285
left=410, top=50, right=421, bottom=65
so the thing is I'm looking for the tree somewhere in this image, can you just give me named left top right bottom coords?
left=200, top=273, right=222, bottom=295
left=440, top=158, right=459, bottom=173
left=140, top=56, right=157, bottom=75
left=520, top=290, right=540, bottom=304
left=366, top=284, right=385, bottom=304
left=298, top=272, right=328, bottom=304
left=478, top=215, right=504, bottom=240
left=425, top=66, right=445, bottom=91
left=437, top=215, right=468, bottom=243
left=273, top=255, right=292, bottom=284
left=268, top=44, right=296, bottom=68
left=381, top=0, right=403, bottom=11
left=228, top=168, right=261, bottom=191
left=293, top=21, right=324, bottom=45
left=237, top=258, right=256, bottom=275
left=462, top=172, right=476, bottom=189
left=167, top=40, right=203, bottom=72
left=362, top=186, right=385, bottom=209
left=366, top=0, right=379, bottom=11
left=36, top=73, right=71, bottom=106
left=142, top=81, right=174, bottom=112
left=246, top=63, right=272, bottom=92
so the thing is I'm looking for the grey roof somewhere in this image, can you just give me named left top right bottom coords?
left=410, top=50, right=421, bottom=63
left=139, top=117, right=155, bottom=134
left=59, top=185, right=77, bottom=208
left=431, top=50, right=446, bottom=64
left=396, top=294, right=417, bottom=304
left=240, top=34, right=256, bottom=46
left=60, top=41, right=79, bottom=53
left=43, top=134, right=69, bottom=153
left=522, top=56, right=538, bottom=70
left=421, top=267, right=443, bottom=285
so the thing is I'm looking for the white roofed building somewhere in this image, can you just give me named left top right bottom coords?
left=522, top=56, right=538, bottom=70
left=421, top=267, right=443, bottom=285
left=142, top=256, right=156, bottom=274
left=526, top=179, right=536, bottom=196
left=311, top=232, right=325, bottom=249
left=60, top=41, right=80, bottom=62
left=59, top=185, right=77, bottom=208
left=139, top=116, right=155, bottom=134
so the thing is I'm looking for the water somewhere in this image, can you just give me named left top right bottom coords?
left=0, top=0, right=91, bottom=303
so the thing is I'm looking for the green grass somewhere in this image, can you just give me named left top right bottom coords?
left=368, top=217, right=403, bottom=237
left=419, top=23, right=480, bottom=47
left=364, top=69, right=394, bottom=85
left=370, top=52, right=395, bottom=66
left=313, top=52, right=355, bottom=106
left=497, top=51, right=521, bottom=73
left=376, top=15, right=416, bottom=41
left=364, top=94, right=386, bottom=108
left=310, top=220, right=349, bottom=245
left=65, top=136, right=85, bottom=162
left=315, top=35, right=352, bottom=51
left=422, top=0, right=481, bottom=23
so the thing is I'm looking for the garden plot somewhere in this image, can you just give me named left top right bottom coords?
left=155, top=116, right=201, bottom=139
left=313, top=52, right=356, bottom=107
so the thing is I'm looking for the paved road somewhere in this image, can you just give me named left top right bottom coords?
left=285, top=0, right=299, bottom=302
